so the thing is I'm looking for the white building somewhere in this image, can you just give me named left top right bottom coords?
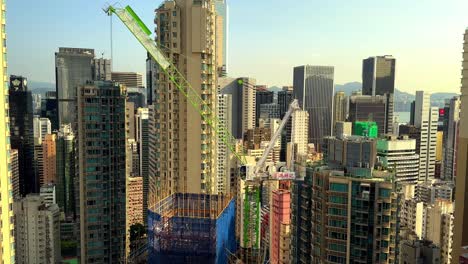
left=414, top=91, right=438, bottom=181
left=33, top=116, right=51, bottom=141
left=425, top=200, right=454, bottom=264
left=377, top=135, right=420, bottom=183
left=39, top=184, right=56, bottom=206
left=335, top=121, right=352, bottom=139
left=217, top=94, right=232, bottom=194
left=14, top=195, right=61, bottom=264
left=291, top=110, right=309, bottom=156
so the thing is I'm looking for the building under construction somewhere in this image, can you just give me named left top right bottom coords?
left=148, top=193, right=236, bottom=263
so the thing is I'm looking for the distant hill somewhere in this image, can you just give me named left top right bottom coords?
left=268, top=86, right=282, bottom=93
left=29, top=81, right=55, bottom=96
left=334, top=82, right=458, bottom=111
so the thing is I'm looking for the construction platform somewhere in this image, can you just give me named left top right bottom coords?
left=148, top=193, right=236, bottom=264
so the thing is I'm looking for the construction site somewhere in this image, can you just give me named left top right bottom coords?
left=148, top=193, right=236, bottom=263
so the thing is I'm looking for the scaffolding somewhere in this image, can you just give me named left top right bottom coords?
left=148, top=193, right=236, bottom=263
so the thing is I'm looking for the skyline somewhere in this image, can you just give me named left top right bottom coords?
left=7, top=0, right=468, bottom=93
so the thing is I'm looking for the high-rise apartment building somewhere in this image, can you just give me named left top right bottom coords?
left=135, top=107, right=149, bottom=223
left=377, top=135, right=420, bottom=183
left=9, top=75, right=36, bottom=195
left=33, top=116, right=51, bottom=140
left=77, top=81, right=126, bottom=263
left=453, top=28, right=468, bottom=260
left=55, top=47, right=94, bottom=126
left=270, top=189, right=291, bottom=264
left=56, top=124, right=75, bottom=217
left=425, top=200, right=454, bottom=264
left=126, top=176, right=144, bottom=227
left=293, top=65, right=334, bottom=149
left=217, top=94, right=232, bottom=194
left=146, top=55, right=157, bottom=105
left=400, top=240, right=441, bottom=264
left=362, top=56, right=395, bottom=134
left=220, top=77, right=256, bottom=138
left=111, top=72, right=143, bottom=88
left=42, top=134, right=56, bottom=184
left=14, top=195, right=60, bottom=264
left=414, top=91, right=438, bottom=181
left=291, top=165, right=398, bottom=263
left=149, top=0, right=220, bottom=199
left=33, top=138, right=44, bottom=188
left=39, top=183, right=57, bottom=206
left=259, top=103, right=280, bottom=127
left=92, top=58, right=111, bottom=81
left=278, top=87, right=294, bottom=161
left=0, top=7, right=15, bottom=263
left=348, top=94, right=389, bottom=136
left=255, top=88, right=274, bottom=126
left=291, top=110, right=309, bottom=155
left=214, top=0, right=228, bottom=75
left=442, top=96, right=460, bottom=180
left=333, top=91, right=347, bottom=129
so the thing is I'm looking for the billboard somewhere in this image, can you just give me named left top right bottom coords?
left=271, top=172, right=296, bottom=180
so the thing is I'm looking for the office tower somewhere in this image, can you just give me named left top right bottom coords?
left=217, top=94, right=232, bottom=194
left=135, top=108, right=149, bottom=222
left=348, top=94, right=388, bottom=135
left=443, top=96, right=460, bottom=180
left=400, top=240, right=441, bottom=264
left=278, top=87, right=294, bottom=161
left=42, top=134, right=56, bottom=184
left=55, top=47, right=94, bottom=126
left=335, top=121, right=352, bottom=138
left=0, top=7, right=15, bottom=263
left=255, top=88, right=274, bottom=126
left=150, top=0, right=221, bottom=198
left=33, top=138, right=44, bottom=187
left=362, top=56, right=396, bottom=134
left=127, top=176, right=144, bottom=227
left=56, top=124, right=75, bottom=217
left=425, top=200, right=454, bottom=264
left=146, top=54, right=157, bottom=105
left=9, top=75, right=36, bottom=195
left=214, top=0, right=228, bottom=75
left=414, top=91, right=438, bottom=181
left=291, top=165, right=398, bottom=263
left=14, top=195, right=60, bottom=264
left=39, top=184, right=56, bottom=206
left=454, top=29, right=468, bottom=259
left=32, top=94, right=42, bottom=114
left=33, top=116, right=51, bottom=140
left=269, top=189, right=291, bottom=264
left=259, top=103, right=280, bottom=126
left=111, top=72, right=143, bottom=87
left=126, top=102, right=136, bottom=140
left=291, top=110, right=309, bottom=155
left=77, top=81, right=126, bottom=262
left=220, top=77, right=256, bottom=138
left=293, top=65, right=334, bottom=149
left=11, top=149, right=20, bottom=201
left=128, top=139, right=139, bottom=175
left=92, top=58, right=111, bottom=81
left=333, top=91, right=347, bottom=129
left=377, top=135, right=420, bottom=183
left=41, top=91, right=58, bottom=130
left=127, top=87, right=147, bottom=109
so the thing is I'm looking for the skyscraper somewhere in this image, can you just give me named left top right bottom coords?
left=41, top=91, right=58, bottom=130
left=255, top=88, right=274, bottom=126
left=362, top=55, right=396, bottom=134
left=214, top=0, right=228, bottom=75
left=9, top=75, right=36, bottom=195
left=414, top=91, right=438, bottom=181
left=333, top=91, right=347, bottom=130
left=55, top=124, right=75, bottom=217
left=149, top=0, right=220, bottom=199
left=33, top=116, right=51, bottom=140
left=442, top=96, right=460, bottom=180
left=453, top=28, right=468, bottom=260
left=0, top=6, right=15, bottom=262
left=42, top=134, right=56, bottom=185
left=217, top=94, right=232, bottom=194
left=348, top=95, right=389, bottom=136
left=55, top=47, right=94, bottom=126
left=77, top=81, right=126, bottom=262
left=278, top=87, right=293, bottom=161
left=11, top=149, right=20, bottom=201
left=92, top=58, right=111, bottom=81
left=293, top=65, right=334, bottom=149
left=111, top=72, right=143, bottom=87
left=291, top=110, right=309, bottom=155
left=219, top=77, right=256, bottom=138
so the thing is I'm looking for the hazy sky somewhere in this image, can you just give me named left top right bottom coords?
left=7, top=0, right=468, bottom=93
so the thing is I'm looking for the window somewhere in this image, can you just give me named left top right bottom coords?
left=172, top=11, right=177, bottom=16
left=172, top=32, right=177, bottom=38
left=330, top=183, right=348, bottom=192
left=379, top=188, right=391, bottom=198
left=172, top=22, right=176, bottom=27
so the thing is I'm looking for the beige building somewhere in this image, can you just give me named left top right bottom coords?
left=127, top=176, right=144, bottom=227
left=333, top=91, right=347, bottom=129
left=453, top=30, right=468, bottom=257
left=111, top=72, right=143, bottom=87
left=149, top=0, right=220, bottom=203
left=42, top=134, right=56, bottom=184
left=425, top=200, right=454, bottom=264
left=292, top=110, right=309, bottom=155
left=14, top=195, right=60, bottom=264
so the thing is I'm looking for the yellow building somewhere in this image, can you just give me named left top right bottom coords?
left=0, top=1, right=16, bottom=262
left=436, top=131, right=443, bottom=161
